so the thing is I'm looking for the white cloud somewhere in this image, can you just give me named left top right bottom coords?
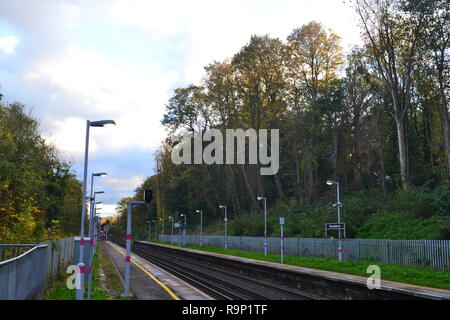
left=0, top=0, right=364, bottom=207
left=0, top=36, right=18, bottom=54
left=96, top=204, right=118, bottom=217
left=103, top=175, right=145, bottom=192
left=105, top=0, right=362, bottom=84
left=26, top=45, right=169, bottom=158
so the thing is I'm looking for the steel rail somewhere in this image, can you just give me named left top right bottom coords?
left=112, top=238, right=312, bottom=300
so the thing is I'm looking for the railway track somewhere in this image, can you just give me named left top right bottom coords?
left=111, top=238, right=314, bottom=300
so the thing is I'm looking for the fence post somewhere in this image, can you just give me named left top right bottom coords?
left=7, top=261, right=17, bottom=299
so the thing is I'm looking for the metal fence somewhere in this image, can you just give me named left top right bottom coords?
left=0, top=237, right=74, bottom=300
left=159, top=235, right=450, bottom=271
left=0, top=245, right=35, bottom=262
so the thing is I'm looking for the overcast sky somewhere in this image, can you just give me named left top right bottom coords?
left=0, top=0, right=362, bottom=217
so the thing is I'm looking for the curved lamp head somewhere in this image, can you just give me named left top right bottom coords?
left=326, top=180, right=337, bottom=186
left=93, top=172, right=108, bottom=177
left=219, top=205, right=226, bottom=209
left=90, top=120, right=116, bottom=127
left=196, top=210, right=201, bottom=213
left=257, top=196, right=265, bottom=201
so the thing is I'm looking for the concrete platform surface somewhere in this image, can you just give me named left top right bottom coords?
left=104, top=241, right=212, bottom=300
left=141, top=241, right=450, bottom=300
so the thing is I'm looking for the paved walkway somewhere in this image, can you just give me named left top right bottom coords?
left=104, top=241, right=212, bottom=300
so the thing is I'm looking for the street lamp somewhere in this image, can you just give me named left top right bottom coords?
left=257, top=196, right=268, bottom=256
left=196, top=210, right=203, bottom=246
left=87, top=191, right=104, bottom=300
left=77, top=119, right=115, bottom=301
left=88, top=172, right=107, bottom=238
left=93, top=202, right=103, bottom=245
left=219, top=205, right=228, bottom=250
left=121, top=199, right=147, bottom=297
left=326, top=180, right=343, bottom=262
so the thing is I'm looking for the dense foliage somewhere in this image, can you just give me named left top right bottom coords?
left=0, top=101, right=82, bottom=243
left=112, top=1, right=449, bottom=240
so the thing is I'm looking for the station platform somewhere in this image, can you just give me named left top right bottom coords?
left=138, top=241, right=450, bottom=300
left=103, top=241, right=212, bottom=300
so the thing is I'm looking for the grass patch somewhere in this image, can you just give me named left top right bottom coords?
left=97, top=242, right=134, bottom=300
left=45, top=244, right=113, bottom=300
left=151, top=240, right=450, bottom=291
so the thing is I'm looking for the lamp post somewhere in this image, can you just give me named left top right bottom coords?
left=93, top=201, right=103, bottom=248
left=257, top=196, right=268, bottom=256
left=91, top=193, right=104, bottom=251
left=121, top=200, right=147, bottom=297
left=327, top=180, right=343, bottom=262
left=87, top=191, right=104, bottom=300
left=77, top=119, right=115, bottom=301
left=196, top=210, right=203, bottom=246
left=88, top=173, right=107, bottom=239
left=219, top=205, right=228, bottom=250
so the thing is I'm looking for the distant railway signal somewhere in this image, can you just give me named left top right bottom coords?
left=144, top=190, right=153, bottom=203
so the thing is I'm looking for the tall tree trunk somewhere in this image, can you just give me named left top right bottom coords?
left=274, top=175, right=285, bottom=200
left=294, top=143, right=301, bottom=201
left=422, top=97, right=434, bottom=169
left=241, top=164, right=260, bottom=212
left=438, top=63, right=450, bottom=176
left=395, top=114, right=409, bottom=189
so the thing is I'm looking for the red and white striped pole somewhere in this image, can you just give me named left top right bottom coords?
left=121, top=201, right=145, bottom=297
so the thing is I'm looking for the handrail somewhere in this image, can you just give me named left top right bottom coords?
left=0, top=244, right=48, bottom=266
left=0, top=244, right=37, bottom=247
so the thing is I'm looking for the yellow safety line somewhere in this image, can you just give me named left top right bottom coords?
left=109, top=243, right=181, bottom=300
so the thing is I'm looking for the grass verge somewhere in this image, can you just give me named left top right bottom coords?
left=97, top=242, right=133, bottom=299
left=151, top=240, right=450, bottom=291
left=45, top=242, right=130, bottom=300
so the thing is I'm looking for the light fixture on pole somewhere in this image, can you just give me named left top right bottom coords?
left=87, top=190, right=104, bottom=300
left=88, top=172, right=107, bottom=238
left=77, top=120, right=115, bottom=301
left=257, top=196, right=268, bottom=256
left=219, top=205, right=228, bottom=250
left=93, top=201, right=103, bottom=250
left=121, top=190, right=152, bottom=297
left=326, top=180, right=343, bottom=262
left=196, top=210, right=203, bottom=246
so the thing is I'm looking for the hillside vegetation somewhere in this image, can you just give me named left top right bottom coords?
left=112, top=1, right=450, bottom=241
left=0, top=101, right=82, bottom=243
